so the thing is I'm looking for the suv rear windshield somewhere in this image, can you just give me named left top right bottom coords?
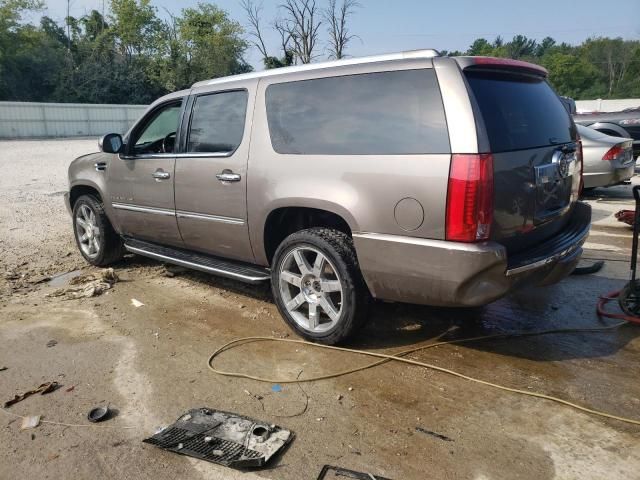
left=465, top=70, right=574, bottom=153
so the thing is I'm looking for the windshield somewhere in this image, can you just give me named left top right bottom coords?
left=465, top=70, right=575, bottom=153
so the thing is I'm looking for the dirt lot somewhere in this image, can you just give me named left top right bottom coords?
left=1, top=138, right=640, bottom=480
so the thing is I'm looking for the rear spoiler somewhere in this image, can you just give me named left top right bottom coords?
left=455, top=56, right=548, bottom=77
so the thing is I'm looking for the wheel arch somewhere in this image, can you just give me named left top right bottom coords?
left=260, top=204, right=356, bottom=265
left=69, top=182, right=103, bottom=209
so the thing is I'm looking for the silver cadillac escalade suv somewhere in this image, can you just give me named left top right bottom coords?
left=64, top=50, right=591, bottom=344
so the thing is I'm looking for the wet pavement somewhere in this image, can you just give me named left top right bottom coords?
left=1, top=139, right=639, bottom=480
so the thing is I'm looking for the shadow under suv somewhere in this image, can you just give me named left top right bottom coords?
left=65, top=50, right=591, bottom=344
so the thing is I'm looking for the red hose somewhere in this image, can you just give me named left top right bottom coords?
left=597, top=289, right=640, bottom=324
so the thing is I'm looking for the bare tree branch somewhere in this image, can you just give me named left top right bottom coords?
left=241, top=0, right=269, bottom=62
left=324, top=0, right=360, bottom=59
left=273, top=17, right=293, bottom=63
left=278, top=0, right=322, bottom=64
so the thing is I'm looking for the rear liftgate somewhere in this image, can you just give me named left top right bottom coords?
left=143, top=408, right=293, bottom=468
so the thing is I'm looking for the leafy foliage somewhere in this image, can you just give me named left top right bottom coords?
left=0, top=0, right=638, bottom=103
left=451, top=35, right=640, bottom=100
left=0, top=0, right=250, bottom=103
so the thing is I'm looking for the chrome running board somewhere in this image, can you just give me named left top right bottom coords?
left=124, top=238, right=270, bottom=284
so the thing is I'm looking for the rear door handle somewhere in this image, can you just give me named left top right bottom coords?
left=216, top=170, right=241, bottom=183
left=152, top=170, right=170, bottom=180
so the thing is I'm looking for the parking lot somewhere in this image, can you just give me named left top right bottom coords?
left=1, top=138, right=640, bottom=479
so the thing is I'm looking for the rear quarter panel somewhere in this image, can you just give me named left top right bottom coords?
left=247, top=59, right=452, bottom=266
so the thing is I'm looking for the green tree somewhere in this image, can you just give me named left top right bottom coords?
left=467, top=38, right=493, bottom=56
left=542, top=52, right=600, bottom=99
left=177, top=3, right=251, bottom=85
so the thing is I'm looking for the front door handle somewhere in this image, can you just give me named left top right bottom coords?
left=216, top=170, right=241, bottom=183
left=152, top=170, right=170, bottom=180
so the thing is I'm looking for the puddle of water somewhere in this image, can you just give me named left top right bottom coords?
left=48, top=270, right=83, bottom=287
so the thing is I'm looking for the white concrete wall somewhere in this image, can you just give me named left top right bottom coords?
left=0, top=102, right=148, bottom=139
left=576, top=98, right=640, bottom=113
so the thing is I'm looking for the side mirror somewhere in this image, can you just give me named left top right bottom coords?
left=99, top=133, right=124, bottom=154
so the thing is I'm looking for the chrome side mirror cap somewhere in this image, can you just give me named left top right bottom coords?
left=99, top=133, right=124, bottom=154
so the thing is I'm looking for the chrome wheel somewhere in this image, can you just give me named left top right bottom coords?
left=75, top=204, right=101, bottom=259
left=278, top=246, right=344, bottom=333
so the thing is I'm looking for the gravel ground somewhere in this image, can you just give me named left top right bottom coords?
left=1, top=138, right=640, bottom=480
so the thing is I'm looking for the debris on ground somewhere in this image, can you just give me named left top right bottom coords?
left=46, top=339, right=57, bottom=348
left=87, top=406, right=111, bottom=423
left=0, top=366, right=7, bottom=372
left=20, top=415, right=41, bottom=430
left=316, top=465, right=392, bottom=480
left=162, top=265, right=187, bottom=278
left=131, top=298, right=145, bottom=308
left=415, top=426, right=454, bottom=442
left=143, top=408, right=293, bottom=468
left=271, top=384, right=282, bottom=393
left=4, top=381, right=59, bottom=408
left=65, top=386, right=75, bottom=393
left=46, top=268, right=118, bottom=299
left=616, top=209, right=635, bottom=226
left=28, top=274, right=51, bottom=285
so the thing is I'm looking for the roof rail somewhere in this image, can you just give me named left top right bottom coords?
left=192, top=49, right=441, bottom=88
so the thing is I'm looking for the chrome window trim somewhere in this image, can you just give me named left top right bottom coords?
left=112, top=203, right=175, bottom=216
left=176, top=210, right=244, bottom=225
left=176, top=152, right=233, bottom=158
left=120, top=152, right=232, bottom=160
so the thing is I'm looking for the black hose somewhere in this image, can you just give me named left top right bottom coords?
left=572, top=260, right=605, bottom=275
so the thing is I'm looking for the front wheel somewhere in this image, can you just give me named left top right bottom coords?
left=72, top=194, right=124, bottom=266
left=271, top=228, right=369, bottom=345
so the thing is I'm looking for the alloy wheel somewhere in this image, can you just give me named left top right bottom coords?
left=278, top=246, right=344, bottom=333
left=75, top=204, right=101, bottom=259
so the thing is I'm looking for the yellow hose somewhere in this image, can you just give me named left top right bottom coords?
left=208, top=322, right=640, bottom=426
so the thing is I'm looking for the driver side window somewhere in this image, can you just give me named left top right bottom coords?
left=133, top=101, right=182, bottom=155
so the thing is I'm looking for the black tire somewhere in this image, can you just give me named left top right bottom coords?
left=271, top=227, right=370, bottom=345
left=72, top=194, right=124, bottom=266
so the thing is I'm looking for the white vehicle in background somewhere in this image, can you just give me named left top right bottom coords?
left=578, top=125, right=635, bottom=190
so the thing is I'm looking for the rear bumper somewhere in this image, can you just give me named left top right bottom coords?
left=353, top=202, right=591, bottom=307
left=583, top=164, right=635, bottom=189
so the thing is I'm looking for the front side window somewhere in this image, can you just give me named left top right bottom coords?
left=265, top=69, right=450, bottom=155
left=133, top=101, right=182, bottom=154
left=187, top=90, right=248, bottom=153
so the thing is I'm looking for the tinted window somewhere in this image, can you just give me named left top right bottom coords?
left=266, top=69, right=449, bottom=155
left=465, top=71, right=574, bottom=152
left=187, top=90, right=248, bottom=153
left=135, top=102, right=182, bottom=153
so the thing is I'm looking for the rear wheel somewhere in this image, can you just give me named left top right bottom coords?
left=271, top=228, right=369, bottom=345
left=72, top=194, right=124, bottom=266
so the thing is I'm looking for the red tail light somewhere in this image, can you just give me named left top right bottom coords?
left=446, top=154, right=494, bottom=242
left=602, top=145, right=624, bottom=161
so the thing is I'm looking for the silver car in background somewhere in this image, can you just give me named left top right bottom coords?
left=579, top=125, right=635, bottom=189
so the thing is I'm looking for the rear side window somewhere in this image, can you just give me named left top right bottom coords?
left=187, top=90, right=248, bottom=153
left=265, top=69, right=450, bottom=155
left=465, top=71, right=574, bottom=152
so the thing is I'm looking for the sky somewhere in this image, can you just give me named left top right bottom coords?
left=34, top=0, right=640, bottom=70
